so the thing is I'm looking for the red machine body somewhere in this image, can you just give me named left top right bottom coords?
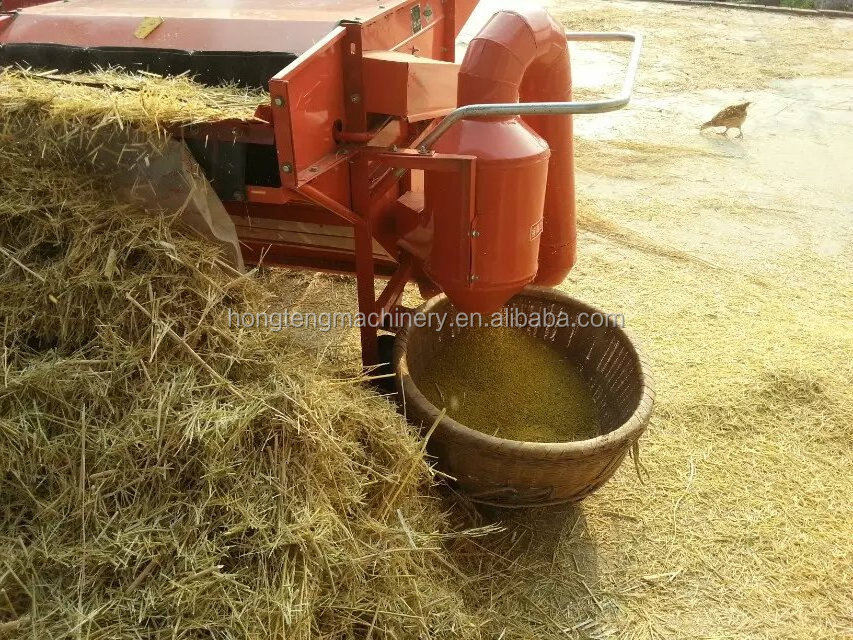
left=0, top=0, right=610, bottom=365
left=425, top=120, right=550, bottom=313
left=422, top=9, right=576, bottom=312
left=0, top=0, right=43, bottom=10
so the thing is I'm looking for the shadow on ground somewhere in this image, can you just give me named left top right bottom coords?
left=447, top=495, right=618, bottom=636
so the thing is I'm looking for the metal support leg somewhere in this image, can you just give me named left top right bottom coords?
left=350, top=156, right=379, bottom=367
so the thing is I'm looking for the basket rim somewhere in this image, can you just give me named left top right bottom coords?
left=392, top=286, right=655, bottom=460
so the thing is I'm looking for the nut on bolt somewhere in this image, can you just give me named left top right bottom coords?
left=273, top=96, right=284, bottom=107
left=350, top=93, right=361, bottom=103
left=281, top=163, right=293, bottom=173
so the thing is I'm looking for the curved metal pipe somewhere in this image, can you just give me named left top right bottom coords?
left=428, top=7, right=578, bottom=292
left=419, top=31, right=643, bottom=152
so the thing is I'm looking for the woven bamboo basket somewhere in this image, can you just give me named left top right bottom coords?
left=393, top=287, right=654, bottom=507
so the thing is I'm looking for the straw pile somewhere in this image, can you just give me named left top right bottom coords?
left=0, top=68, right=266, bottom=128
left=0, top=68, right=493, bottom=639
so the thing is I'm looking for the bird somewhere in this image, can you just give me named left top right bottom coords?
left=700, top=102, right=751, bottom=138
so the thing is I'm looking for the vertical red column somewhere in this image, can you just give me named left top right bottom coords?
left=424, top=8, right=577, bottom=313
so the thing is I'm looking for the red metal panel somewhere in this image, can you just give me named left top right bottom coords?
left=269, top=78, right=298, bottom=189
left=15, top=0, right=404, bottom=20
left=447, top=0, right=478, bottom=44
left=391, top=18, right=444, bottom=59
left=349, top=155, right=381, bottom=364
left=0, top=0, right=463, bottom=54
left=0, top=15, right=334, bottom=53
left=226, top=201, right=344, bottom=227
left=342, top=23, right=367, bottom=134
left=362, top=51, right=458, bottom=122
left=237, top=241, right=398, bottom=276
left=380, top=150, right=477, bottom=263
left=301, top=162, right=352, bottom=210
left=362, top=0, right=444, bottom=54
left=1, top=0, right=50, bottom=10
left=240, top=250, right=399, bottom=279
left=174, top=120, right=274, bottom=146
left=269, top=27, right=348, bottom=192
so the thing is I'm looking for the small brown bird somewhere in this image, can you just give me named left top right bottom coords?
left=700, top=102, right=751, bottom=138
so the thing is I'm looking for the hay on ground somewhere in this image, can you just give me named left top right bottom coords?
left=551, top=0, right=852, bottom=92
left=0, top=67, right=496, bottom=640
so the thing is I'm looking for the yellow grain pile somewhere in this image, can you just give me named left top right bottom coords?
left=417, top=327, right=599, bottom=443
left=0, top=68, right=493, bottom=639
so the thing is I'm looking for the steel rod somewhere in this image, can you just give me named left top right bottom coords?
left=418, top=31, right=643, bottom=151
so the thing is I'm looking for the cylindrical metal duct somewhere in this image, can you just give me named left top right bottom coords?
left=424, top=7, right=576, bottom=313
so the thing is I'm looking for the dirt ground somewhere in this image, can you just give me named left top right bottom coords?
left=274, top=2, right=852, bottom=637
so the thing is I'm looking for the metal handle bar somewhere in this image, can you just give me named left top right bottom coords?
left=418, top=31, right=643, bottom=151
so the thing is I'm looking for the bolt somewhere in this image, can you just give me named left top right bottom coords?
left=350, top=93, right=361, bottom=104
left=273, top=96, right=284, bottom=107
left=281, top=163, right=293, bottom=173
left=469, top=274, right=479, bottom=282
left=231, top=128, right=239, bottom=137
left=469, top=230, right=480, bottom=238
left=309, top=167, right=319, bottom=173
left=390, top=144, right=399, bottom=152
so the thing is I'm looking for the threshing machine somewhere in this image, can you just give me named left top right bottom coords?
left=0, top=0, right=641, bottom=366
